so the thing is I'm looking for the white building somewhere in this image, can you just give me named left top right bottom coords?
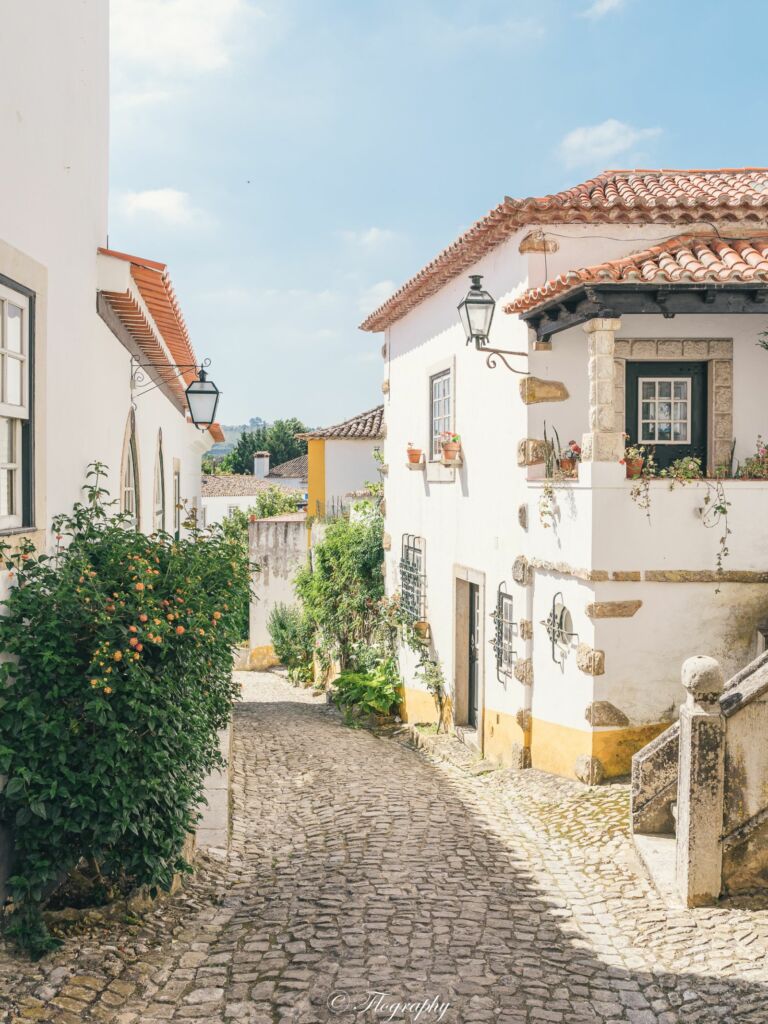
left=300, top=405, right=384, bottom=517
left=0, top=0, right=220, bottom=552
left=201, top=473, right=302, bottom=525
left=362, top=168, right=768, bottom=782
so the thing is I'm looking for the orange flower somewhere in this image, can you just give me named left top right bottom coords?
left=139, top=613, right=148, bottom=622
left=129, top=637, right=138, bottom=647
left=113, top=651, right=123, bottom=662
left=90, top=679, right=99, bottom=687
left=176, top=625, right=185, bottom=635
left=198, top=628, right=205, bottom=636
left=103, top=686, right=113, bottom=695
left=133, top=652, right=140, bottom=661
left=136, top=643, right=143, bottom=652
left=129, top=625, right=138, bottom=633
left=212, top=611, right=222, bottom=620
left=135, top=582, right=145, bottom=592
left=166, top=613, right=175, bottom=621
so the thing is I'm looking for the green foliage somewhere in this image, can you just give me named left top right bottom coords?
left=0, top=464, right=250, bottom=956
left=294, top=515, right=384, bottom=669
left=737, top=436, right=768, bottom=480
left=660, top=455, right=704, bottom=481
left=267, top=604, right=315, bottom=684
left=220, top=419, right=308, bottom=475
left=331, top=660, right=401, bottom=717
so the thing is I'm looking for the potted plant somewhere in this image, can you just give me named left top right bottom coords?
left=407, top=442, right=423, bottom=465
left=736, top=436, right=768, bottom=479
left=440, top=432, right=462, bottom=462
left=558, top=440, right=581, bottom=477
left=414, top=620, right=431, bottom=641
left=621, top=437, right=649, bottom=479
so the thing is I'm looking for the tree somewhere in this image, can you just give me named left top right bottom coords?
left=220, top=419, right=309, bottom=475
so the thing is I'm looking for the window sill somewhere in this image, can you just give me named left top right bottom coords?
left=426, top=461, right=456, bottom=483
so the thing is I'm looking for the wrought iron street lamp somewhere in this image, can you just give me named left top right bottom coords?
left=185, top=367, right=220, bottom=429
left=458, top=275, right=496, bottom=347
left=459, top=274, right=529, bottom=375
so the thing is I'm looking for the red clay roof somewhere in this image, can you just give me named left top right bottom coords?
left=99, top=247, right=223, bottom=442
left=298, top=404, right=384, bottom=440
left=505, top=235, right=768, bottom=315
left=359, top=168, right=768, bottom=332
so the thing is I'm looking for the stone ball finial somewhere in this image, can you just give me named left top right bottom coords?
left=681, top=655, right=724, bottom=703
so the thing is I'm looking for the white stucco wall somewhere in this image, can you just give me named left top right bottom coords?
left=249, top=517, right=308, bottom=650
left=324, top=439, right=380, bottom=508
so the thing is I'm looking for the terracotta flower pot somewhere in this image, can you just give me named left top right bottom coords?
left=558, top=459, right=577, bottom=477
left=414, top=620, right=430, bottom=641
left=407, top=448, right=422, bottom=464
left=441, top=442, right=461, bottom=461
left=625, top=457, right=644, bottom=479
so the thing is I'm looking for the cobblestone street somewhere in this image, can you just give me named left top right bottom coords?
left=2, top=671, right=768, bottom=1024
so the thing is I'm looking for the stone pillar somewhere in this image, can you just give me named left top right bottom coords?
left=581, top=318, right=625, bottom=465
left=675, top=655, right=726, bottom=907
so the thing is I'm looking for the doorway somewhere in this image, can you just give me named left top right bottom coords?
left=625, top=360, right=708, bottom=471
left=454, top=570, right=484, bottom=742
left=468, top=583, right=480, bottom=729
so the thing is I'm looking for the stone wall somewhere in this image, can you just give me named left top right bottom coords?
left=248, top=514, right=309, bottom=668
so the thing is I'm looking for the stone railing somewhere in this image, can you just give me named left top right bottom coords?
left=631, top=650, right=768, bottom=906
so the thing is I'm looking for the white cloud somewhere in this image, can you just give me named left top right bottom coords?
left=558, top=119, right=661, bottom=169
left=115, top=188, right=208, bottom=227
left=358, top=280, right=396, bottom=315
left=581, top=0, right=625, bottom=18
left=111, top=0, right=261, bottom=77
left=341, top=227, right=397, bottom=248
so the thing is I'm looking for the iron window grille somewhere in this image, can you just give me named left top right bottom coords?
left=541, top=591, right=579, bottom=668
left=400, top=534, right=426, bottom=622
left=490, top=581, right=516, bottom=683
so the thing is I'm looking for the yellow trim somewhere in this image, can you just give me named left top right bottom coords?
left=482, top=707, right=527, bottom=767
left=530, top=717, right=669, bottom=780
left=400, top=685, right=452, bottom=729
left=307, top=438, right=326, bottom=517
left=249, top=644, right=280, bottom=670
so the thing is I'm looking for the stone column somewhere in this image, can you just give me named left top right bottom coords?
left=581, top=318, right=625, bottom=465
left=675, top=655, right=726, bottom=907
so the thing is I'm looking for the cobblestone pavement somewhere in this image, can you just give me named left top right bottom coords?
left=2, top=670, right=768, bottom=1024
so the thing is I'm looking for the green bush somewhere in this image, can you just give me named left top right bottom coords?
left=331, top=660, right=401, bottom=716
left=267, top=603, right=315, bottom=684
left=0, top=465, right=250, bottom=956
left=294, top=515, right=384, bottom=669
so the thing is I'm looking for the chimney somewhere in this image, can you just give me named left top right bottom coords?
left=253, top=451, right=270, bottom=478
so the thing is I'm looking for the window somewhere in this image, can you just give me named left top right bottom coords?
left=0, top=282, right=31, bottom=531
left=121, top=412, right=140, bottom=527
left=430, top=369, right=451, bottom=459
left=153, top=432, right=165, bottom=532
left=639, top=378, right=691, bottom=443
left=173, top=465, right=182, bottom=538
left=491, top=584, right=516, bottom=682
left=399, top=534, right=426, bottom=622
left=227, top=505, right=238, bottom=517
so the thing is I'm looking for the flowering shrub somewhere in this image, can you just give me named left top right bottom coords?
left=737, top=436, right=768, bottom=480
left=660, top=455, right=704, bottom=482
left=0, top=465, right=250, bottom=955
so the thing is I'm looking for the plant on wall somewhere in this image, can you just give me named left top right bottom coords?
left=538, top=423, right=571, bottom=528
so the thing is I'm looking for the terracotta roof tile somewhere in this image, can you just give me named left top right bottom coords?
left=505, top=234, right=768, bottom=315
left=299, top=405, right=384, bottom=440
left=360, top=169, right=768, bottom=332
left=201, top=475, right=301, bottom=498
left=266, top=454, right=308, bottom=479
left=99, top=247, right=223, bottom=442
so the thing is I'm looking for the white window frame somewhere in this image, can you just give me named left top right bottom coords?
left=173, top=462, right=182, bottom=537
left=0, top=283, right=30, bottom=531
left=153, top=432, right=165, bottom=532
left=638, top=376, right=692, bottom=445
left=121, top=414, right=140, bottom=528
left=429, top=367, right=453, bottom=461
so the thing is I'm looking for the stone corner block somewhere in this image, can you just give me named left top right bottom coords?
left=515, top=707, right=531, bottom=733
left=585, top=600, right=642, bottom=619
left=513, top=658, right=533, bottom=686
left=583, top=317, right=622, bottom=334
left=517, top=437, right=548, bottom=467
left=574, top=754, right=605, bottom=786
left=518, top=230, right=558, bottom=254
left=584, top=701, right=629, bottom=727
left=510, top=742, right=532, bottom=770
left=382, top=532, right=392, bottom=551
left=519, top=618, right=533, bottom=641
left=512, top=555, right=533, bottom=586
left=519, top=377, right=569, bottom=405
left=381, top=379, right=390, bottom=394
left=576, top=643, right=605, bottom=676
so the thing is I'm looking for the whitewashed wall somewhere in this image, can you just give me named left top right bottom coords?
left=325, top=439, right=380, bottom=507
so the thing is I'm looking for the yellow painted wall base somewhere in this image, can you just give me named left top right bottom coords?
left=249, top=644, right=280, bottom=670
left=483, top=708, right=527, bottom=766
left=530, top=717, right=670, bottom=780
left=400, top=685, right=452, bottom=729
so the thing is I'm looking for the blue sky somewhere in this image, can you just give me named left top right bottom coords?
left=109, top=0, right=768, bottom=427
